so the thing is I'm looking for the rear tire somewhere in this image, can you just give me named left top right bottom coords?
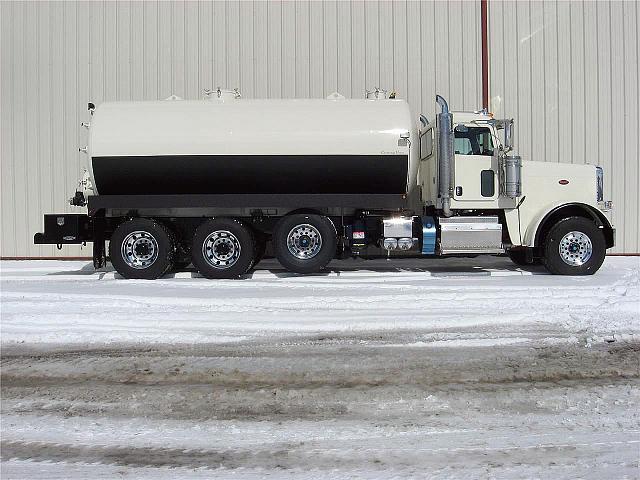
left=109, top=218, right=175, bottom=280
left=191, top=218, right=255, bottom=279
left=273, top=214, right=336, bottom=274
left=542, top=216, right=606, bottom=275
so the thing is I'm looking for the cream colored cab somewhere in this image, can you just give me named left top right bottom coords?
left=451, top=119, right=499, bottom=205
left=418, top=107, right=614, bottom=275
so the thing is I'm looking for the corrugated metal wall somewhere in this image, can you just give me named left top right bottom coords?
left=0, top=0, right=481, bottom=257
left=488, top=0, right=639, bottom=253
left=1, top=1, right=637, bottom=256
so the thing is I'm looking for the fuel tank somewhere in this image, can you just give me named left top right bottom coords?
left=88, top=95, right=418, bottom=196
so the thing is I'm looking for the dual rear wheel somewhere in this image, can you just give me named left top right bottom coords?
left=109, top=214, right=336, bottom=280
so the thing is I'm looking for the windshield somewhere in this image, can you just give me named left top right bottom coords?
left=454, top=127, right=494, bottom=156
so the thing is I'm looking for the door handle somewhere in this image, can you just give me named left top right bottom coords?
left=455, top=186, right=463, bottom=196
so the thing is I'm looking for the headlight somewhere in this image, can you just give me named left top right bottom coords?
left=596, top=166, right=603, bottom=202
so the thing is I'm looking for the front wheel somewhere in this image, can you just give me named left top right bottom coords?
left=273, top=214, right=336, bottom=274
left=542, top=216, right=606, bottom=275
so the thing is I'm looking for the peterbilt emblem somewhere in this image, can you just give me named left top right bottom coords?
left=57, top=217, right=65, bottom=226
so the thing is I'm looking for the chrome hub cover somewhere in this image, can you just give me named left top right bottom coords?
left=558, top=231, right=592, bottom=266
left=287, top=224, right=322, bottom=260
left=121, top=231, right=159, bottom=269
left=203, top=230, right=241, bottom=269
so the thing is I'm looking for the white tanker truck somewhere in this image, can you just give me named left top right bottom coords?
left=35, top=90, right=614, bottom=279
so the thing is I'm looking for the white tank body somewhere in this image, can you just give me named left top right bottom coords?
left=88, top=97, right=419, bottom=197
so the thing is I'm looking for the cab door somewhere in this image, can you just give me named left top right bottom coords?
left=452, top=125, right=498, bottom=203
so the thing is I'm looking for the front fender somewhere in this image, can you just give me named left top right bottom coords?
left=522, top=202, right=614, bottom=248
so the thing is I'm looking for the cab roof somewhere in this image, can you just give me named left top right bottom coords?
left=451, top=111, right=493, bottom=123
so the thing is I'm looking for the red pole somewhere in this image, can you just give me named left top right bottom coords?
left=481, top=0, right=489, bottom=110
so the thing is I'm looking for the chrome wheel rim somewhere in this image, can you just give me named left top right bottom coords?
left=559, top=231, right=593, bottom=266
left=202, top=230, right=241, bottom=269
left=121, top=231, right=159, bottom=269
left=287, top=224, right=322, bottom=259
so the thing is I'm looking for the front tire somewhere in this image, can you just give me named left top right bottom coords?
left=109, top=218, right=175, bottom=279
left=542, top=216, right=606, bottom=275
left=191, top=218, right=255, bottom=279
left=273, top=214, right=336, bottom=274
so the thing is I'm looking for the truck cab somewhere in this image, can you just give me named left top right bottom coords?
left=418, top=97, right=614, bottom=273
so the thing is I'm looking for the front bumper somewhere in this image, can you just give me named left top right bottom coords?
left=596, top=201, right=615, bottom=248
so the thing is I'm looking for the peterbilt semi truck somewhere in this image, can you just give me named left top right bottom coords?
left=34, top=90, right=615, bottom=279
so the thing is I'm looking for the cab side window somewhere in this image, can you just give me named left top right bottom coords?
left=420, top=129, right=433, bottom=160
left=454, top=127, right=494, bottom=156
left=454, top=137, right=473, bottom=155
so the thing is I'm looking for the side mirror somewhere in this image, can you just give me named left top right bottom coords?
left=454, top=124, right=469, bottom=133
left=504, top=119, right=514, bottom=152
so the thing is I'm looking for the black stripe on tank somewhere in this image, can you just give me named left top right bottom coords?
left=92, top=154, right=409, bottom=195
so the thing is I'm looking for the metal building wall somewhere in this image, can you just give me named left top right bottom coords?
left=2, top=1, right=636, bottom=257
left=0, top=0, right=481, bottom=257
left=488, top=1, right=639, bottom=253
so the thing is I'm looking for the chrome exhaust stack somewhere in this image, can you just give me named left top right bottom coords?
left=436, top=95, right=454, bottom=217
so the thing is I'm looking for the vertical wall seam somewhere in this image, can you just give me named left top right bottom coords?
left=377, top=1, right=380, bottom=88
left=36, top=3, right=41, bottom=255
left=555, top=0, right=559, bottom=162
left=130, top=1, right=133, bottom=100
left=157, top=2, right=160, bottom=97
left=527, top=0, right=532, bottom=161
left=50, top=2, right=55, bottom=218
left=322, top=2, right=325, bottom=95
left=23, top=3, right=29, bottom=254
left=352, top=1, right=355, bottom=97
left=115, top=2, right=118, bottom=98
left=621, top=3, right=626, bottom=252
left=237, top=1, right=240, bottom=95
left=608, top=1, right=614, bottom=231
left=568, top=3, right=573, bottom=164
left=61, top=4, right=66, bottom=216
left=581, top=0, right=586, bottom=165
left=103, top=1, right=106, bottom=100
left=595, top=0, right=600, bottom=168
left=364, top=2, right=367, bottom=93
left=10, top=2, right=16, bottom=254
left=432, top=1, right=436, bottom=105
left=335, top=1, right=339, bottom=95
left=464, top=0, right=468, bottom=107
left=184, top=1, right=187, bottom=96
left=278, top=3, right=285, bottom=98
left=542, top=0, right=547, bottom=163
left=307, top=0, right=311, bottom=97
left=446, top=2, right=450, bottom=94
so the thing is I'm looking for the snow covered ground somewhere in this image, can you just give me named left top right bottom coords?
left=1, top=257, right=639, bottom=478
